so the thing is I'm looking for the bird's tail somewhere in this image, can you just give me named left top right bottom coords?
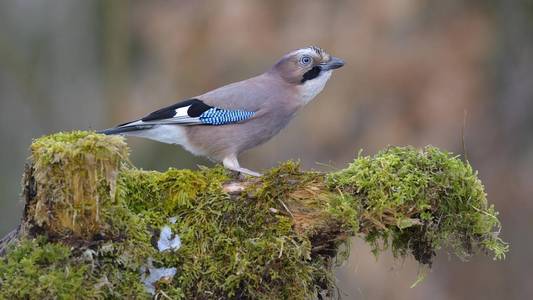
left=97, top=123, right=155, bottom=135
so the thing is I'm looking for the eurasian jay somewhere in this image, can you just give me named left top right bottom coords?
left=99, top=46, right=344, bottom=176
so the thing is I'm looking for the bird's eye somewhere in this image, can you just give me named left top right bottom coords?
left=299, top=55, right=312, bottom=65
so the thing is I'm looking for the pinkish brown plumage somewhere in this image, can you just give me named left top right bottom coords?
left=100, top=46, right=344, bottom=176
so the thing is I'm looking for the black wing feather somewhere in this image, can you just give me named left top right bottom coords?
left=141, top=98, right=212, bottom=122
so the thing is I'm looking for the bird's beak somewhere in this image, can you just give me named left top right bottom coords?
left=321, top=56, right=345, bottom=71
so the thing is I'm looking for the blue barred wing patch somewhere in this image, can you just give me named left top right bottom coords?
left=199, top=108, right=255, bottom=125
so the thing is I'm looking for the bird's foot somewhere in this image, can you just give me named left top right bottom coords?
left=237, top=167, right=262, bottom=177
left=222, top=156, right=262, bottom=177
left=226, top=167, right=261, bottom=177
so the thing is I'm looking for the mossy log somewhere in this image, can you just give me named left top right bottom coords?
left=0, top=131, right=507, bottom=299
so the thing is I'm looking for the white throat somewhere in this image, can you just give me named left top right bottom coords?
left=298, top=70, right=332, bottom=104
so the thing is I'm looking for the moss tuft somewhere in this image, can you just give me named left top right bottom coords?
left=327, top=146, right=508, bottom=265
left=28, top=131, right=128, bottom=239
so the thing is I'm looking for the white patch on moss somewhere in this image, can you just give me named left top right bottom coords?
left=140, top=262, right=177, bottom=295
left=157, top=226, right=181, bottom=252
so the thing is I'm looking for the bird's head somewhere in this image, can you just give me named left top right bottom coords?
left=270, top=46, right=344, bottom=85
left=270, top=46, right=344, bottom=103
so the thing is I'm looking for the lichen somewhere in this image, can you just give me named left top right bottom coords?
left=0, top=132, right=508, bottom=299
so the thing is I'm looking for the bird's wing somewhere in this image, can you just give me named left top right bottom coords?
left=140, top=98, right=255, bottom=125
left=115, top=98, right=256, bottom=128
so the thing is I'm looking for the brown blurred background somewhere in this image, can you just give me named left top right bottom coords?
left=0, top=0, right=531, bottom=299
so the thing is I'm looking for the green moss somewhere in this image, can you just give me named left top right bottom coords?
left=16, top=132, right=335, bottom=299
left=29, top=131, right=128, bottom=238
left=327, top=146, right=508, bottom=265
left=0, top=237, right=92, bottom=299
left=0, top=236, right=151, bottom=299
left=116, top=163, right=328, bottom=299
left=0, top=133, right=508, bottom=298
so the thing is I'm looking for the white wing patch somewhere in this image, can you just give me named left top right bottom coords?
left=174, top=106, right=189, bottom=117
left=140, top=104, right=201, bottom=125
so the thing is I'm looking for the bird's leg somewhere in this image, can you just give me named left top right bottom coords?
left=222, top=155, right=262, bottom=177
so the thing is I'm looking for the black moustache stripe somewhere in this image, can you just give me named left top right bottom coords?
left=301, top=66, right=321, bottom=83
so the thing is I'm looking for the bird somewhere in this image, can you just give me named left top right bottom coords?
left=99, top=46, right=344, bottom=176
